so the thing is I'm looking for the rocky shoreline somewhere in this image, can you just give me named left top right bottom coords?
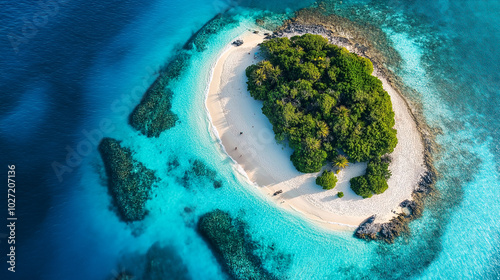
left=258, top=10, right=438, bottom=243
left=355, top=171, right=436, bottom=242
left=98, top=137, right=157, bottom=222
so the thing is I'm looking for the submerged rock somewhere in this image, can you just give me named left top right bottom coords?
left=111, top=242, right=190, bottom=280
left=178, top=159, right=223, bottom=189
left=167, top=155, right=181, bottom=172
left=98, top=137, right=156, bottom=222
left=197, top=210, right=278, bottom=280
left=143, top=243, right=190, bottom=280
left=213, top=180, right=223, bottom=189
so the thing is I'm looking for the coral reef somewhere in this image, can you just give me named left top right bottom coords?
left=98, top=137, right=156, bottom=222
left=179, top=159, right=223, bottom=189
left=197, top=210, right=279, bottom=280
left=130, top=11, right=237, bottom=137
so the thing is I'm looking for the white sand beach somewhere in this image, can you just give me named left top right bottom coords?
left=206, top=31, right=426, bottom=231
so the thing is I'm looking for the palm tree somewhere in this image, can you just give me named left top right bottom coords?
left=335, top=105, right=350, bottom=118
left=253, top=61, right=281, bottom=86
left=316, top=121, right=329, bottom=139
left=253, top=67, right=266, bottom=86
left=305, top=137, right=321, bottom=151
left=268, top=65, right=281, bottom=85
left=334, top=155, right=349, bottom=170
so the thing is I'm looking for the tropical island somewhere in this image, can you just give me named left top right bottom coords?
left=206, top=28, right=426, bottom=233
left=246, top=34, right=396, bottom=198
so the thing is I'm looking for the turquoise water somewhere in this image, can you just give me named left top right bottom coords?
left=1, top=0, right=499, bottom=279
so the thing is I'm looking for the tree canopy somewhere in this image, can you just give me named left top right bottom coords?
left=350, top=157, right=392, bottom=198
left=316, top=170, right=338, bottom=190
left=334, top=155, right=349, bottom=169
left=246, top=34, right=397, bottom=197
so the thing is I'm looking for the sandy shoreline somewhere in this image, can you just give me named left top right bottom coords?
left=206, top=31, right=426, bottom=231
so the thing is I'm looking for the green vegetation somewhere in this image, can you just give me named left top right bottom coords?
left=337, top=192, right=344, bottom=198
left=333, top=155, right=349, bottom=170
left=246, top=34, right=397, bottom=197
left=316, top=170, right=338, bottom=190
left=350, top=157, right=392, bottom=198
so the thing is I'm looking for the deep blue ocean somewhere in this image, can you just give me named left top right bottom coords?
left=0, top=0, right=499, bottom=279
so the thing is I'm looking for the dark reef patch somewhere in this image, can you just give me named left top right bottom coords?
left=197, top=210, right=282, bottom=280
left=129, top=85, right=179, bottom=138
left=143, top=242, right=191, bottom=280
left=183, top=12, right=237, bottom=51
left=110, top=242, right=190, bottom=280
left=167, top=155, right=181, bottom=172
left=178, top=159, right=223, bottom=189
left=129, top=11, right=238, bottom=138
left=98, top=137, right=157, bottom=222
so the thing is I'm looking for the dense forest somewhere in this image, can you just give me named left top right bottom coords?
left=246, top=34, right=396, bottom=198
